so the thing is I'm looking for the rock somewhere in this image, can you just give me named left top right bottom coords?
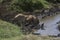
left=57, top=24, right=60, bottom=31
left=58, top=34, right=60, bottom=37
left=40, top=23, right=45, bottom=30
left=57, top=21, right=60, bottom=31
left=32, top=32, right=40, bottom=35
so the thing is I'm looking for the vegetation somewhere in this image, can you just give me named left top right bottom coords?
left=10, top=0, right=50, bottom=12
left=1, top=34, right=60, bottom=40
left=0, top=0, right=59, bottom=13
left=0, top=0, right=60, bottom=40
left=0, top=0, right=50, bottom=12
left=0, top=19, right=22, bottom=39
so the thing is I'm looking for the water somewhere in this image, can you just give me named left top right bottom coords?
left=35, top=14, right=60, bottom=36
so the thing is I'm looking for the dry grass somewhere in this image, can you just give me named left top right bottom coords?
left=2, top=34, right=60, bottom=40
left=21, top=34, right=60, bottom=40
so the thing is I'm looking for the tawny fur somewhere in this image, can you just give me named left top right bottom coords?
left=13, top=14, right=39, bottom=27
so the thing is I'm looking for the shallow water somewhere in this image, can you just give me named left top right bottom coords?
left=35, top=14, right=60, bottom=36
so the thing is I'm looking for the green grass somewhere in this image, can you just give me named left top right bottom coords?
left=0, top=0, right=50, bottom=12
left=0, top=0, right=58, bottom=13
left=0, top=19, right=22, bottom=39
left=10, top=0, right=50, bottom=12
left=0, top=0, right=52, bottom=12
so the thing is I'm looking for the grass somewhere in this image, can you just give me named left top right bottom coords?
left=10, top=0, right=50, bottom=12
left=0, top=0, right=50, bottom=12
left=1, top=36, right=23, bottom=40
left=0, top=19, right=23, bottom=39
left=1, top=34, right=60, bottom=40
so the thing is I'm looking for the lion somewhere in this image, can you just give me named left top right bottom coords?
left=12, top=14, right=40, bottom=34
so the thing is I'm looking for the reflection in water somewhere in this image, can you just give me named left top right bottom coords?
left=35, top=14, right=60, bottom=36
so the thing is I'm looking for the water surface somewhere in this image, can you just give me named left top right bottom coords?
left=35, top=14, right=60, bottom=36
